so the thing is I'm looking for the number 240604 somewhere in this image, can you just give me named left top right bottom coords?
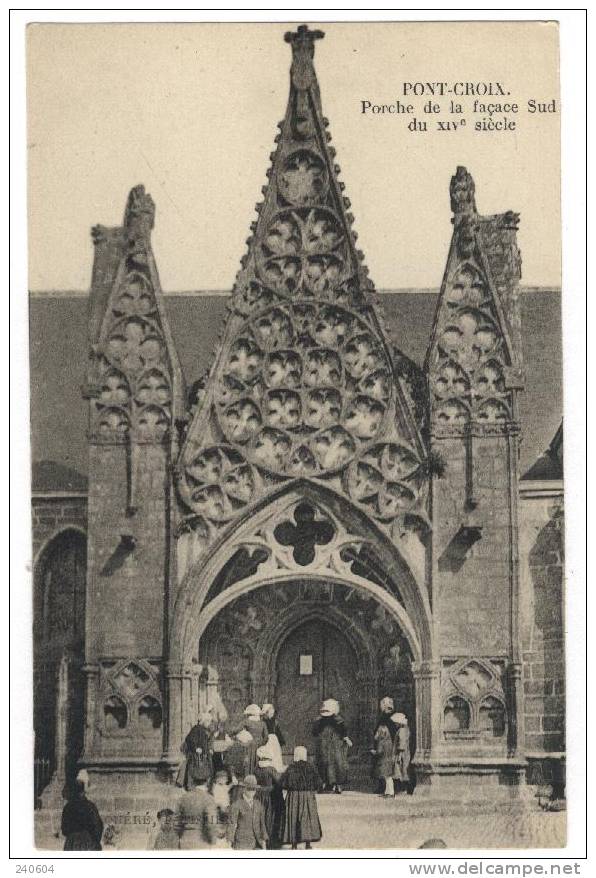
left=16, top=867, right=55, bottom=873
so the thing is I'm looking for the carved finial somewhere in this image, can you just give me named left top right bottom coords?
left=450, top=166, right=476, bottom=217
left=284, top=24, right=324, bottom=89
left=124, top=184, right=155, bottom=238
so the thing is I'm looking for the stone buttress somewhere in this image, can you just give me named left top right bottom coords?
left=84, top=186, right=184, bottom=770
left=425, top=166, right=526, bottom=792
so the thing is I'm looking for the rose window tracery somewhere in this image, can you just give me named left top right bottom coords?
left=278, top=149, right=329, bottom=206
left=182, top=445, right=256, bottom=521
left=257, top=208, right=347, bottom=297
left=215, top=301, right=392, bottom=476
left=348, top=442, right=422, bottom=520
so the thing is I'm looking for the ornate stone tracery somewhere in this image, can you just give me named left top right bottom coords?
left=91, top=188, right=175, bottom=446
left=441, top=657, right=507, bottom=742
left=428, top=167, right=523, bottom=436
left=98, top=658, right=162, bottom=741
left=177, top=24, right=427, bottom=544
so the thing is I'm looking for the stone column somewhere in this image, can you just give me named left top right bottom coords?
left=508, top=661, right=525, bottom=757
left=81, top=662, right=99, bottom=761
left=164, top=660, right=194, bottom=761
left=55, top=655, right=69, bottom=782
left=411, top=660, right=440, bottom=764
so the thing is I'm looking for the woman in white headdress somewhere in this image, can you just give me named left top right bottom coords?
left=260, top=703, right=285, bottom=772
left=312, top=698, right=352, bottom=793
left=234, top=703, right=268, bottom=776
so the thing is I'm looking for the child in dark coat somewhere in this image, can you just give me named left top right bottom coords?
left=372, top=722, right=394, bottom=797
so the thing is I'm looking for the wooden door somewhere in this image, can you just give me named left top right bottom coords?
left=274, top=619, right=360, bottom=755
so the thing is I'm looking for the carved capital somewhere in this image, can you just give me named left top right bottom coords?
left=412, top=660, right=440, bottom=680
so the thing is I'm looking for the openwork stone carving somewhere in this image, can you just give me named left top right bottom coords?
left=91, top=187, right=174, bottom=446
left=215, top=302, right=392, bottom=477
left=273, top=501, right=334, bottom=565
left=441, top=657, right=506, bottom=740
left=181, top=445, right=256, bottom=521
left=99, top=658, right=162, bottom=738
left=178, top=25, right=426, bottom=530
left=347, top=442, right=424, bottom=520
left=199, top=498, right=406, bottom=611
left=428, top=168, right=522, bottom=436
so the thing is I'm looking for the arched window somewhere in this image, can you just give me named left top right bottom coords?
left=138, top=696, right=162, bottom=731
left=478, top=696, right=506, bottom=737
left=444, top=696, right=470, bottom=732
left=104, top=696, right=127, bottom=731
left=37, top=530, right=87, bottom=650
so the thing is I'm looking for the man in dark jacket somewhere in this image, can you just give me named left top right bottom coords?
left=226, top=775, right=268, bottom=850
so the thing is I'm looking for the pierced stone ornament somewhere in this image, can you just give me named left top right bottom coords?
left=178, top=26, right=426, bottom=526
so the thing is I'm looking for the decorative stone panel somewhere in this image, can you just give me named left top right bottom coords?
left=97, top=658, right=163, bottom=753
left=177, top=25, right=428, bottom=573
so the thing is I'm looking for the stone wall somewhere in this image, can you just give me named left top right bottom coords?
left=519, top=483, right=565, bottom=757
left=32, top=494, right=87, bottom=563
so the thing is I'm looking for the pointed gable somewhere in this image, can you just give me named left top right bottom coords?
left=427, top=167, right=524, bottom=434
left=89, top=185, right=185, bottom=448
left=178, top=26, right=426, bottom=528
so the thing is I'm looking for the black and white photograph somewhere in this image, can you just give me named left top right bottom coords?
left=12, top=13, right=586, bottom=859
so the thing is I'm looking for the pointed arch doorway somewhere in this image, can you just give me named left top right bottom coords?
left=274, top=617, right=360, bottom=756
left=197, top=579, right=416, bottom=777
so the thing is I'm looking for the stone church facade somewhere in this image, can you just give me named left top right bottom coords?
left=32, top=26, right=565, bottom=812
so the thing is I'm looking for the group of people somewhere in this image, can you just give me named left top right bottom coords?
left=59, top=695, right=412, bottom=851
left=173, top=701, right=323, bottom=849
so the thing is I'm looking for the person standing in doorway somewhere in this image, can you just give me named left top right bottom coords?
left=375, top=696, right=398, bottom=741
left=261, top=703, right=286, bottom=772
left=312, top=699, right=352, bottom=793
left=235, top=704, right=269, bottom=776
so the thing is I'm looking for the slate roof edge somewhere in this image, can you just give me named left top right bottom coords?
left=28, top=285, right=561, bottom=299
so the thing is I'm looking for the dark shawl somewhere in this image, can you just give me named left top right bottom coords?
left=282, top=760, right=322, bottom=792
left=263, top=717, right=286, bottom=746
left=61, top=794, right=104, bottom=850
left=182, top=723, right=213, bottom=788
left=374, top=712, right=398, bottom=741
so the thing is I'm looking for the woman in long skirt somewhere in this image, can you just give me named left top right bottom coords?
left=233, top=704, right=269, bottom=776
left=254, top=747, right=285, bottom=849
left=391, top=712, right=411, bottom=795
left=281, top=746, right=322, bottom=850
left=261, top=703, right=286, bottom=772
left=181, top=711, right=214, bottom=791
left=61, top=771, right=104, bottom=851
left=312, top=698, right=352, bottom=793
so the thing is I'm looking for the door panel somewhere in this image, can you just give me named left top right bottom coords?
left=275, top=620, right=360, bottom=754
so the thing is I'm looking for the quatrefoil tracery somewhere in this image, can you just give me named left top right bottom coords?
left=182, top=445, right=256, bottom=522
left=431, top=261, right=513, bottom=428
left=257, top=208, right=347, bottom=297
left=347, top=442, right=422, bottom=520
left=215, top=301, right=392, bottom=476
left=94, top=270, right=172, bottom=441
